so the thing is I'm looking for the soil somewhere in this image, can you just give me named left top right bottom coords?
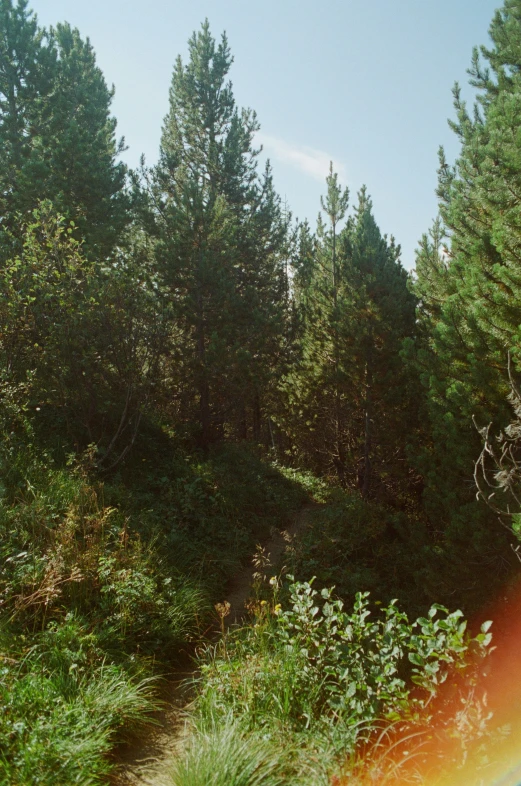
left=109, top=505, right=312, bottom=786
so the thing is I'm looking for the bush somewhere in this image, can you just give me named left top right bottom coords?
left=288, top=489, right=434, bottom=616
left=0, top=437, right=310, bottom=784
left=0, top=456, right=205, bottom=655
left=195, top=578, right=492, bottom=763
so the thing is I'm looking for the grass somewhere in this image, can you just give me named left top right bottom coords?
left=0, top=617, right=159, bottom=786
left=170, top=717, right=293, bottom=786
left=0, top=429, right=311, bottom=784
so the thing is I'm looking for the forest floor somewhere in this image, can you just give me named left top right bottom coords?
left=109, top=505, right=314, bottom=786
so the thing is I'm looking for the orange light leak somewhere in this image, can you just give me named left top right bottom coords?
left=449, top=576, right=521, bottom=786
left=337, top=577, right=521, bottom=786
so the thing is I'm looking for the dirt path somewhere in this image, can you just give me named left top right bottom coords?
left=109, top=506, right=312, bottom=786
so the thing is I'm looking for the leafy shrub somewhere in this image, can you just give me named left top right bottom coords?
left=289, top=490, right=434, bottom=616
left=107, top=442, right=309, bottom=594
left=0, top=457, right=205, bottom=654
left=0, top=451, right=206, bottom=783
left=196, top=579, right=492, bottom=755
left=0, top=438, right=309, bottom=784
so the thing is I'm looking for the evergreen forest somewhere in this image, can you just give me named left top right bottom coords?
left=1, top=1, right=521, bottom=783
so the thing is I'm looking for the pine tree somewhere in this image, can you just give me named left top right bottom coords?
left=344, top=189, right=416, bottom=497
left=320, top=164, right=350, bottom=482
left=37, top=23, right=128, bottom=255
left=151, top=21, right=287, bottom=448
left=0, top=3, right=128, bottom=256
left=410, top=0, right=521, bottom=609
left=0, top=0, right=52, bottom=236
left=284, top=173, right=416, bottom=496
left=282, top=168, right=351, bottom=481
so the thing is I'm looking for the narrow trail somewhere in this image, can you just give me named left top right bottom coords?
left=109, top=505, right=313, bottom=786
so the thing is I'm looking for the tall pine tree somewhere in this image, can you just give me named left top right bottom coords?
left=0, top=2, right=128, bottom=256
left=283, top=172, right=416, bottom=497
left=410, top=0, right=521, bottom=610
left=150, top=21, right=288, bottom=448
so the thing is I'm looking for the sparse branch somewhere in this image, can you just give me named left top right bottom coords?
left=474, top=353, right=521, bottom=535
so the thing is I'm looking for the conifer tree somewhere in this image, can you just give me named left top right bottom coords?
left=0, top=0, right=52, bottom=235
left=411, top=0, right=521, bottom=608
left=0, top=2, right=128, bottom=256
left=284, top=173, right=415, bottom=496
left=282, top=168, right=351, bottom=481
left=344, top=189, right=416, bottom=497
left=151, top=21, right=287, bottom=448
left=37, top=23, right=128, bottom=255
left=320, top=164, right=350, bottom=482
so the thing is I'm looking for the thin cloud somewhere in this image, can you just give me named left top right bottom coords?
left=257, top=132, right=346, bottom=183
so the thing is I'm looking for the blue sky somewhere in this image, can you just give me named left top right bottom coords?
left=35, top=0, right=500, bottom=268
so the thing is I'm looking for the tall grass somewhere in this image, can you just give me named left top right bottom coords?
left=170, top=717, right=293, bottom=786
left=0, top=638, right=158, bottom=786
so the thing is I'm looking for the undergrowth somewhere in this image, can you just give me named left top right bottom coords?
left=284, top=484, right=436, bottom=617
left=0, top=422, right=308, bottom=784
left=173, top=577, right=493, bottom=786
left=0, top=617, right=158, bottom=786
left=0, top=418, right=497, bottom=785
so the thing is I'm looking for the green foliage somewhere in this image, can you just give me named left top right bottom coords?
left=408, top=0, right=521, bottom=609
left=0, top=429, right=308, bottom=782
left=0, top=455, right=205, bottom=652
left=1, top=3, right=518, bottom=782
left=149, top=21, right=289, bottom=448
left=0, top=0, right=128, bottom=257
left=288, top=490, right=432, bottom=616
left=0, top=205, right=162, bottom=462
left=187, top=578, right=491, bottom=783
left=0, top=616, right=158, bottom=786
left=196, top=579, right=490, bottom=739
left=282, top=178, right=417, bottom=498
left=108, top=441, right=308, bottom=594
left=275, top=465, right=331, bottom=502
left=170, top=717, right=291, bottom=786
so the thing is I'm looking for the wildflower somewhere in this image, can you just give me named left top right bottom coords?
left=215, top=601, right=231, bottom=618
left=274, top=604, right=282, bottom=615
left=269, top=576, right=277, bottom=586
left=260, top=600, right=267, bottom=606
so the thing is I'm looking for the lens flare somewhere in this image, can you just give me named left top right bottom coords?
left=334, top=577, right=521, bottom=786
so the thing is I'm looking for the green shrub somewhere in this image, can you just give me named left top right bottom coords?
left=0, top=458, right=206, bottom=654
left=106, top=442, right=309, bottom=595
left=289, top=490, right=433, bottom=616
left=196, top=578, right=492, bottom=753
left=0, top=438, right=311, bottom=784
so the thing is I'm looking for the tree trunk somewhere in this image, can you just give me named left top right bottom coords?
left=196, top=243, right=210, bottom=451
left=253, top=391, right=261, bottom=443
left=362, top=352, right=373, bottom=498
